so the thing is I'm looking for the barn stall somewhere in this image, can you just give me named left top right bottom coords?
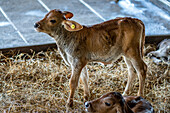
left=0, top=0, right=170, bottom=112
left=0, top=36, right=169, bottom=113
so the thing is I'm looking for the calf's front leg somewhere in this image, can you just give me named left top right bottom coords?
left=130, top=56, right=147, bottom=96
left=67, top=61, right=86, bottom=107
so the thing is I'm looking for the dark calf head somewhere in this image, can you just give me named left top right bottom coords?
left=85, top=92, right=125, bottom=113
left=34, top=9, right=83, bottom=36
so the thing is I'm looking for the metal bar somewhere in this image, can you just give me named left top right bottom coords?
left=145, top=35, right=170, bottom=44
left=0, top=43, right=57, bottom=55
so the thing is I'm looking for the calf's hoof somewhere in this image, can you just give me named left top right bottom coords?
left=67, top=99, right=73, bottom=107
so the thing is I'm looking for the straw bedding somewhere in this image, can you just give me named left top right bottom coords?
left=0, top=45, right=169, bottom=113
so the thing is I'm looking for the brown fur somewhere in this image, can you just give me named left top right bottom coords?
left=35, top=9, right=147, bottom=107
left=85, top=92, right=154, bottom=113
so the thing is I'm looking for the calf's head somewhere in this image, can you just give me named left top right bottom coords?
left=147, top=39, right=170, bottom=64
left=85, top=92, right=125, bottom=113
left=34, top=9, right=83, bottom=36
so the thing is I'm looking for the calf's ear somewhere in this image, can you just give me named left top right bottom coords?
left=63, top=11, right=73, bottom=19
left=62, top=20, right=83, bottom=31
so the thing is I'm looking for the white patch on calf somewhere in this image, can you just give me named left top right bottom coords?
left=148, top=39, right=170, bottom=64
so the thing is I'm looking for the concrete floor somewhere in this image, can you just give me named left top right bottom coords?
left=0, top=0, right=169, bottom=49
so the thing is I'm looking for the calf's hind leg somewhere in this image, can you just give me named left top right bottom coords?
left=131, top=57, right=147, bottom=96
left=125, top=46, right=147, bottom=96
left=123, top=57, right=137, bottom=96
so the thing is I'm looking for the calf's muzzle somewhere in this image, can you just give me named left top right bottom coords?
left=34, top=23, right=40, bottom=28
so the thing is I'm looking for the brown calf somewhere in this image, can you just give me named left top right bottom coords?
left=85, top=92, right=154, bottom=113
left=34, top=9, right=147, bottom=107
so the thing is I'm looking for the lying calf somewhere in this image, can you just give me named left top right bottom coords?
left=85, top=92, right=154, bottom=113
left=34, top=9, right=147, bottom=107
left=148, top=39, right=170, bottom=64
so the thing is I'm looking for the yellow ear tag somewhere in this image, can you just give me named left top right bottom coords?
left=71, top=24, right=75, bottom=29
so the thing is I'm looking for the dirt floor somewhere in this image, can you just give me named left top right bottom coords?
left=0, top=45, right=169, bottom=113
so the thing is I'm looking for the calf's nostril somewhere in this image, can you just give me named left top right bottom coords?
left=85, top=102, right=90, bottom=108
left=34, top=23, right=39, bottom=28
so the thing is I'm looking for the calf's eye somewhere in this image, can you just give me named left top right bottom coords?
left=50, top=20, right=56, bottom=23
left=105, top=102, right=111, bottom=106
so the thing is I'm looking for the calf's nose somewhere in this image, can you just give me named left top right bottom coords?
left=34, top=23, right=40, bottom=28
left=85, top=102, right=90, bottom=108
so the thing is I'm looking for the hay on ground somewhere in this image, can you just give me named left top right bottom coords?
left=0, top=45, right=169, bottom=113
